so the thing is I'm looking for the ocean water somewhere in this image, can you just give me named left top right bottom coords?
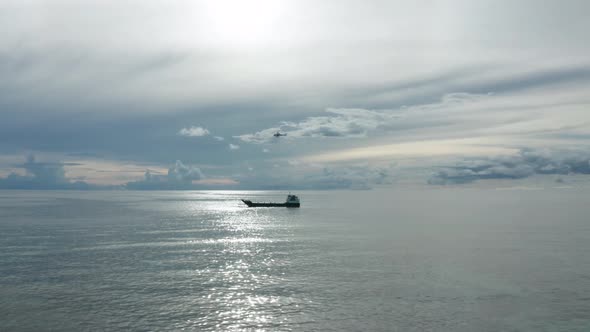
left=1, top=189, right=589, bottom=331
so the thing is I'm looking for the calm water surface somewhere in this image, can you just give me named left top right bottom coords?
left=1, top=189, right=589, bottom=331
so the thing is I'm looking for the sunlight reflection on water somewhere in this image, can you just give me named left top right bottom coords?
left=163, top=192, right=304, bottom=330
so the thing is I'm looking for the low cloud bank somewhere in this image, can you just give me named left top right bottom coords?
left=429, top=149, right=590, bottom=184
left=301, top=166, right=392, bottom=190
left=236, top=163, right=394, bottom=190
left=0, top=155, right=92, bottom=189
left=126, top=160, right=204, bottom=190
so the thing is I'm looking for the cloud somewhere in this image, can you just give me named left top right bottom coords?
left=302, top=165, right=392, bottom=190
left=167, top=159, right=204, bottom=183
left=126, top=160, right=204, bottom=190
left=302, top=138, right=517, bottom=163
left=0, top=155, right=92, bottom=189
left=237, top=92, right=502, bottom=145
left=1, top=1, right=590, bottom=189
left=429, top=149, right=590, bottom=184
left=228, top=144, right=240, bottom=150
left=234, top=161, right=395, bottom=190
left=178, top=126, right=209, bottom=137
left=237, top=108, right=399, bottom=143
left=213, top=136, right=224, bottom=141
left=124, top=159, right=393, bottom=190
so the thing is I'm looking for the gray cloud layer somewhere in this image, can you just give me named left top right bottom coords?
left=429, top=149, right=590, bottom=185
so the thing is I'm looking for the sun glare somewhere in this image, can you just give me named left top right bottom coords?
left=200, top=0, right=287, bottom=47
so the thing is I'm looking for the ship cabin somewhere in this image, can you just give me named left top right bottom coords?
left=285, top=194, right=300, bottom=207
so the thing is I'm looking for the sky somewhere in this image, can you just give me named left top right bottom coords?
left=1, top=0, right=590, bottom=190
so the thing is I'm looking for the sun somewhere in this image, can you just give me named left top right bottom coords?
left=200, top=0, right=287, bottom=47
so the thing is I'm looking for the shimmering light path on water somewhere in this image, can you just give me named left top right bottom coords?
left=1, top=189, right=589, bottom=331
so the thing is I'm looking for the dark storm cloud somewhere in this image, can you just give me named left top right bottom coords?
left=0, top=155, right=92, bottom=189
left=429, top=149, right=590, bottom=185
left=126, top=160, right=204, bottom=190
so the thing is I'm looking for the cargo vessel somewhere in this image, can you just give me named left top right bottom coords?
left=241, top=194, right=300, bottom=208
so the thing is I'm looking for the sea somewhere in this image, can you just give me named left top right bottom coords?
left=0, top=188, right=589, bottom=331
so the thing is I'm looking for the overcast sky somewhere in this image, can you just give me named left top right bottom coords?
left=1, top=0, right=590, bottom=189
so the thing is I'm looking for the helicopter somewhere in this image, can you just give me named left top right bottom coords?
left=273, top=131, right=287, bottom=137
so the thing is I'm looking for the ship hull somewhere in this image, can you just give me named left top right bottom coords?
left=241, top=200, right=300, bottom=208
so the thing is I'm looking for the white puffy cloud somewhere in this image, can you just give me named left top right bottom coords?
left=178, top=126, right=210, bottom=137
left=167, top=160, right=203, bottom=183
left=126, top=160, right=204, bottom=189
left=228, top=144, right=240, bottom=150
left=237, top=108, right=401, bottom=143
